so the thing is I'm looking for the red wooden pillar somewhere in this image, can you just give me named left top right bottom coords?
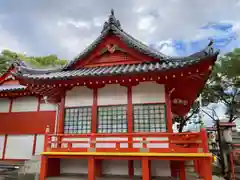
left=40, top=156, right=48, bottom=180
left=57, top=93, right=65, bottom=134
left=2, top=98, right=13, bottom=159
left=92, top=88, right=102, bottom=177
left=201, top=157, right=212, bottom=180
left=142, top=157, right=151, bottom=180
left=127, top=85, right=134, bottom=178
left=165, top=88, right=173, bottom=133
left=88, top=156, right=96, bottom=180
left=179, top=161, right=186, bottom=180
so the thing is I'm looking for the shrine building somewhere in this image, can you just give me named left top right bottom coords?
left=0, top=10, right=219, bottom=180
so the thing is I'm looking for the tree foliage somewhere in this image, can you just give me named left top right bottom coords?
left=202, top=48, right=240, bottom=122
left=0, top=49, right=67, bottom=74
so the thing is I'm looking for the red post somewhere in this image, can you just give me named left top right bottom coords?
left=40, top=156, right=48, bottom=180
left=179, top=161, right=186, bottom=180
left=202, top=157, right=212, bottom=180
left=142, top=157, right=151, bottom=180
left=92, top=88, right=98, bottom=133
left=57, top=93, right=65, bottom=134
left=2, top=134, right=8, bottom=159
left=165, top=88, right=173, bottom=132
left=88, top=156, right=95, bottom=180
left=230, top=151, right=235, bottom=180
left=32, top=134, right=37, bottom=155
left=44, top=125, right=50, bottom=152
left=127, top=86, right=134, bottom=178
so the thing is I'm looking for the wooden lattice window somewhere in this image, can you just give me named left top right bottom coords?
left=64, top=107, right=92, bottom=134
left=97, top=105, right=127, bottom=133
left=133, top=103, right=166, bottom=132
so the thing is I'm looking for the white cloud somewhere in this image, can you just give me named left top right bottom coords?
left=0, top=26, right=26, bottom=53
left=137, top=15, right=156, bottom=34
left=0, top=0, right=240, bottom=59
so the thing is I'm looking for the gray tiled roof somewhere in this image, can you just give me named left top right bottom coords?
left=20, top=52, right=218, bottom=80
left=0, top=84, right=26, bottom=92
left=13, top=9, right=220, bottom=80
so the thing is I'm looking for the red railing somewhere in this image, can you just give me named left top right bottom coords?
left=43, top=129, right=209, bottom=154
left=230, top=149, right=240, bottom=180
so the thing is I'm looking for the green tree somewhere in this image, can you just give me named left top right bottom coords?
left=0, top=49, right=67, bottom=74
left=202, top=48, right=240, bottom=122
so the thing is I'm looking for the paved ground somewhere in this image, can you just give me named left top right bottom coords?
left=46, top=175, right=225, bottom=180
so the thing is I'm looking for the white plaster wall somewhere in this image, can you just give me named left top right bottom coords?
left=134, top=160, right=142, bottom=176
left=134, top=160, right=170, bottom=176
left=98, top=84, right=127, bottom=105
left=151, top=160, right=171, bottom=177
left=39, top=103, right=56, bottom=111
left=0, top=98, right=10, bottom=112
left=96, top=137, right=128, bottom=148
left=60, top=159, right=88, bottom=174
left=5, top=135, right=34, bottom=159
left=12, top=97, right=38, bottom=112
left=65, top=86, right=93, bottom=107
left=35, top=135, right=45, bottom=155
left=102, top=160, right=128, bottom=175
left=61, top=137, right=90, bottom=148
left=132, top=82, right=165, bottom=104
left=133, top=137, right=169, bottom=148
left=0, top=135, right=5, bottom=158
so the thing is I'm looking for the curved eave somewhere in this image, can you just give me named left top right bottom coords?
left=15, top=52, right=219, bottom=82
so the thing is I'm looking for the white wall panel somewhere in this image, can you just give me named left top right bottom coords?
left=5, top=135, right=34, bottom=159
left=0, top=135, right=5, bottom=158
left=35, top=135, right=45, bottom=155
left=98, top=84, right=127, bottom=105
left=39, top=103, right=56, bottom=111
left=134, top=160, right=170, bottom=176
left=60, top=159, right=88, bottom=174
left=12, top=97, right=38, bottom=112
left=65, top=86, right=93, bottom=107
left=61, top=137, right=90, bottom=148
left=132, top=82, right=165, bottom=104
left=102, top=160, right=128, bottom=175
left=0, top=98, right=10, bottom=112
left=151, top=160, right=171, bottom=176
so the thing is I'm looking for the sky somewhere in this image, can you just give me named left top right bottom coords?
left=1, top=0, right=240, bottom=60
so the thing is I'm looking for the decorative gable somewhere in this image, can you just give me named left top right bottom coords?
left=72, top=35, right=160, bottom=68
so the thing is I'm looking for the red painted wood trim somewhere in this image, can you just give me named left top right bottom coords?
left=179, top=161, right=186, bottom=180
left=127, top=86, right=133, bottom=133
left=57, top=93, right=65, bottom=134
left=92, top=88, right=98, bottom=133
left=32, top=97, right=41, bottom=155
left=2, top=134, right=8, bottom=159
left=142, top=157, right=151, bottom=180
left=1, top=98, right=13, bottom=159
left=165, top=88, right=173, bottom=133
left=9, top=98, right=13, bottom=112
left=32, top=134, right=37, bottom=155
left=0, top=111, right=56, bottom=134
left=88, top=156, right=95, bottom=180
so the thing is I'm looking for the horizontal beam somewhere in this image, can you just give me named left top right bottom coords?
left=41, top=151, right=212, bottom=158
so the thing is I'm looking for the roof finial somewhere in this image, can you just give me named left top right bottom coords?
left=111, top=9, right=114, bottom=16
left=101, top=9, right=122, bottom=33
